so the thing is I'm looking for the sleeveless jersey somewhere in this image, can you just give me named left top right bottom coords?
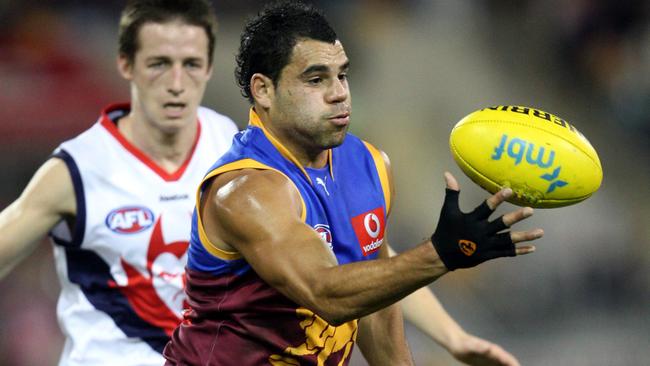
left=163, top=109, right=391, bottom=366
left=49, top=103, right=238, bottom=366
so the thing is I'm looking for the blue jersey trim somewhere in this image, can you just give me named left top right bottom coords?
left=64, top=247, right=169, bottom=353
left=49, top=150, right=86, bottom=248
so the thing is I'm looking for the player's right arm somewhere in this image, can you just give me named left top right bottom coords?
left=200, top=168, right=542, bottom=326
left=0, top=158, right=76, bottom=279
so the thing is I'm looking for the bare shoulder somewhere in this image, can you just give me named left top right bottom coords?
left=0, top=158, right=75, bottom=250
left=201, top=168, right=303, bottom=247
left=18, top=157, right=76, bottom=215
left=212, top=168, right=299, bottom=209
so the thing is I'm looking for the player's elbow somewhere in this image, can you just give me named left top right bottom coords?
left=326, top=313, right=356, bottom=327
left=301, top=286, right=356, bottom=326
left=272, top=271, right=358, bottom=326
left=308, top=304, right=353, bottom=326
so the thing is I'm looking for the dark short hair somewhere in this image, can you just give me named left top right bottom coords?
left=235, top=1, right=338, bottom=103
left=118, top=0, right=218, bottom=65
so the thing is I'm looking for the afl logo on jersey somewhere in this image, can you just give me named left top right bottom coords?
left=105, top=206, right=155, bottom=234
left=314, top=224, right=333, bottom=250
left=351, top=207, right=385, bottom=256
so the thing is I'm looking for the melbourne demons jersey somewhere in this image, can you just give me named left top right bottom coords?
left=164, top=109, right=391, bottom=365
left=48, top=103, right=238, bottom=366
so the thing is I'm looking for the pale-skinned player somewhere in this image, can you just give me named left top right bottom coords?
left=0, top=1, right=238, bottom=365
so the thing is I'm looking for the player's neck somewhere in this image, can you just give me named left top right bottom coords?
left=254, top=108, right=328, bottom=169
left=117, top=112, right=198, bottom=173
left=293, top=145, right=329, bottom=169
left=271, top=133, right=328, bottom=168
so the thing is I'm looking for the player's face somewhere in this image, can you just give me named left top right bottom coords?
left=268, top=39, right=351, bottom=155
left=119, top=21, right=212, bottom=134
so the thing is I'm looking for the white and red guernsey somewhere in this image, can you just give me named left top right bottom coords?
left=48, top=103, right=238, bottom=366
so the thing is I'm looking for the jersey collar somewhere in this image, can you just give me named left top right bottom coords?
left=100, top=103, right=202, bottom=182
left=248, top=108, right=334, bottom=184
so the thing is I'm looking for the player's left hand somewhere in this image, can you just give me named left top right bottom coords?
left=448, top=332, right=520, bottom=366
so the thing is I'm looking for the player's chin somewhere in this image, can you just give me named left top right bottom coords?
left=323, top=131, right=347, bottom=149
left=158, top=116, right=194, bottom=134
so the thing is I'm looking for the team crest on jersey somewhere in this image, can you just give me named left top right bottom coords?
left=105, top=206, right=155, bottom=234
left=350, top=207, right=385, bottom=256
left=313, top=224, right=333, bottom=250
left=109, top=214, right=189, bottom=335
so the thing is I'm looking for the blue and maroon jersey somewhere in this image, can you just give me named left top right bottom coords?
left=163, top=109, right=391, bottom=365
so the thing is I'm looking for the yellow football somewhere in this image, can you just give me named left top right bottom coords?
left=449, top=105, right=603, bottom=208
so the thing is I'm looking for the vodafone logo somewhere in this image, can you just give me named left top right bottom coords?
left=351, top=207, right=385, bottom=256
left=105, top=206, right=155, bottom=234
left=364, top=213, right=381, bottom=239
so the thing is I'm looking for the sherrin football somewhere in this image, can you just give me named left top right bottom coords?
left=449, top=105, right=603, bottom=208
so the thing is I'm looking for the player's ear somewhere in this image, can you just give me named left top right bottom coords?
left=250, top=73, right=274, bottom=109
left=117, top=54, right=133, bottom=80
left=206, top=63, right=214, bottom=79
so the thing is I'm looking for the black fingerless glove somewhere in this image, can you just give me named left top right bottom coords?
left=431, top=189, right=515, bottom=271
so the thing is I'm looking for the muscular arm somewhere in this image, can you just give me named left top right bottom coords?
left=201, top=154, right=542, bottom=325
left=0, top=158, right=76, bottom=279
left=202, top=168, right=447, bottom=326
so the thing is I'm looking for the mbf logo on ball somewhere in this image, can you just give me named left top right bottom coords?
left=492, top=134, right=568, bottom=193
left=492, top=134, right=555, bottom=168
left=105, top=206, right=155, bottom=234
left=313, top=224, right=333, bottom=250
left=351, top=207, right=385, bottom=256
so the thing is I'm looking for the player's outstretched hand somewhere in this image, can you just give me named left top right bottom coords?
left=449, top=331, right=521, bottom=366
left=431, top=172, right=543, bottom=270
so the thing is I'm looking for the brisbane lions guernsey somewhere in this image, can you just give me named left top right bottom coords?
left=49, top=104, right=238, bottom=366
left=163, top=109, right=391, bottom=365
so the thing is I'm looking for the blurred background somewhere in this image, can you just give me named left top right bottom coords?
left=1, top=0, right=649, bottom=365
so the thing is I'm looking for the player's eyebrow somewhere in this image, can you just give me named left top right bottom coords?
left=146, top=55, right=205, bottom=62
left=300, top=64, right=329, bottom=76
left=340, top=61, right=350, bottom=72
left=146, top=55, right=171, bottom=62
left=300, top=60, right=350, bottom=76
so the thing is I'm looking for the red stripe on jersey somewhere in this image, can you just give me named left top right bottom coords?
left=100, top=103, right=201, bottom=182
